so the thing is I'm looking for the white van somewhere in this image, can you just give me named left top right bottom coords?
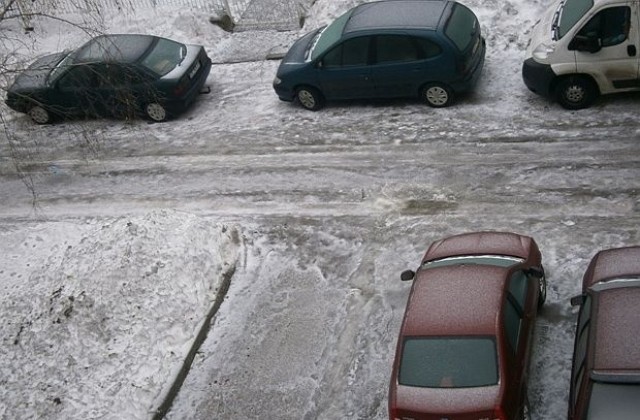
left=522, top=0, right=640, bottom=109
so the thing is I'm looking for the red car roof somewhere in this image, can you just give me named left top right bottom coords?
left=403, top=264, right=506, bottom=337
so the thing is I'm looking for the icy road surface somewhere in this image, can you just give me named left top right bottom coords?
left=1, top=0, right=640, bottom=419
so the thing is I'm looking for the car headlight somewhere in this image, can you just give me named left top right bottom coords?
left=273, top=76, right=281, bottom=85
left=532, top=43, right=555, bottom=60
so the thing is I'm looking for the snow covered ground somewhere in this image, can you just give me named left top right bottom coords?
left=1, top=0, right=639, bottom=419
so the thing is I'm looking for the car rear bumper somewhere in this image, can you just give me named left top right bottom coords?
left=451, top=38, right=485, bottom=93
left=165, top=56, right=212, bottom=115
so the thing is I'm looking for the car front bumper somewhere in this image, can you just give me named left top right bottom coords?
left=522, top=58, right=556, bottom=98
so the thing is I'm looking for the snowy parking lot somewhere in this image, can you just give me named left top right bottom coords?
left=1, top=0, right=640, bottom=419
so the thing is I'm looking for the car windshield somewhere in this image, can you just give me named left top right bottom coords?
left=47, top=52, right=75, bottom=85
left=140, top=38, right=187, bottom=76
left=587, top=382, right=640, bottom=419
left=553, top=0, right=594, bottom=40
left=310, top=10, right=352, bottom=61
left=399, top=337, right=498, bottom=388
left=422, top=255, right=523, bottom=269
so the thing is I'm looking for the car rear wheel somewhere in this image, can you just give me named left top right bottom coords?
left=296, top=86, right=324, bottom=111
left=555, top=76, right=597, bottom=110
left=28, top=105, right=52, bottom=124
left=145, top=102, right=168, bottom=122
left=538, top=266, right=547, bottom=308
left=421, top=83, right=452, bottom=108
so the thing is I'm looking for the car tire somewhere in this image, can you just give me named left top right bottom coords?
left=555, top=76, right=597, bottom=110
left=144, top=102, right=168, bottom=122
left=538, top=266, right=547, bottom=309
left=421, top=83, right=452, bottom=108
left=296, top=86, right=324, bottom=111
left=28, top=105, right=52, bottom=124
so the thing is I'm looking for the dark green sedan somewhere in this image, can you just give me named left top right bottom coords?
left=5, top=34, right=212, bottom=123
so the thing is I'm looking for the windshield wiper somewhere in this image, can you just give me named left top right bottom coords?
left=551, top=0, right=565, bottom=40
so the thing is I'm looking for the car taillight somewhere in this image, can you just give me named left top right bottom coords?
left=491, top=405, right=507, bottom=420
left=173, top=77, right=189, bottom=96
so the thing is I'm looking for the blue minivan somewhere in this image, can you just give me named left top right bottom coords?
left=273, top=0, right=485, bottom=110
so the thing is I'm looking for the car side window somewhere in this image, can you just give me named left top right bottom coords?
left=375, top=35, right=421, bottom=64
left=57, top=65, right=98, bottom=90
left=577, top=6, right=630, bottom=47
left=503, top=299, right=521, bottom=352
left=416, top=37, right=443, bottom=59
left=503, top=271, right=530, bottom=352
left=322, top=37, right=370, bottom=68
left=508, top=271, right=529, bottom=310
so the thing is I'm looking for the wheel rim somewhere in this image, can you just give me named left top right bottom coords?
left=29, top=106, right=49, bottom=124
left=564, top=85, right=585, bottom=103
left=297, top=90, right=316, bottom=109
left=426, top=86, right=448, bottom=106
left=146, top=103, right=166, bottom=122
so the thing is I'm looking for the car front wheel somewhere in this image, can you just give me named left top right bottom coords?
left=296, top=86, right=324, bottom=111
left=145, top=102, right=168, bottom=122
left=555, top=76, right=597, bottom=110
left=28, top=105, right=52, bottom=124
left=421, top=83, right=452, bottom=107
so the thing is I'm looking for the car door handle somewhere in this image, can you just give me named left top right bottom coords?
left=628, top=45, right=637, bottom=56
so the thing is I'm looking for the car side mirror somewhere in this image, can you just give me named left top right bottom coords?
left=527, top=267, right=544, bottom=279
left=570, top=294, right=585, bottom=306
left=400, top=270, right=415, bottom=281
left=569, top=34, right=602, bottom=53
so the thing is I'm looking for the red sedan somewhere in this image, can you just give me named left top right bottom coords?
left=389, top=231, right=546, bottom=420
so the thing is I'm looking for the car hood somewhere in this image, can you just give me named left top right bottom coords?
left=9, top=52, right=66, bottom=92
left=280, top=27, right=323, bottom=65
left=394, top=383, right=501, bottom=415
left=424, top=232, right=533, bottom=262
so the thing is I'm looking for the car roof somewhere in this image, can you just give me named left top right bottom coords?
left=582, top=246, right=640, bottom=290
left=344, top=0, right=448, bottom=34
left=592, top=285, right=640, bottom=376
left=403, top=264, right=506, bottom=337
left=73, top=34, right=157, bottom=64
left=423, top=231, right=537, bottom=263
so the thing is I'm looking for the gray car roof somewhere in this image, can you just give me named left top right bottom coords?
left=73, top=34, right=157, bottom=64
left=344, top=0, right=448, bottom=34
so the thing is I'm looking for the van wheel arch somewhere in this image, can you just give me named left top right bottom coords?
left=553, top=75, right=599, bottom=110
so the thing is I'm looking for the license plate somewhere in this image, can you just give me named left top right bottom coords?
left=189, top=61, right=201, bottom=79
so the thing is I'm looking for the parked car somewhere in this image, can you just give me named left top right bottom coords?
left=389, top=231, right=546, bottom=420
left=523, top=0, right=640, bottom=109
left=568, top=246, right=640, bottom=420
left=273, top=0, right=485, bottom=110
left=5, top=34, right=212, bottom=123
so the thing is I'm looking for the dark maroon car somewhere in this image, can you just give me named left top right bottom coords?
left=568, top=246, right=640, bottom=420
left=389, top=231, right=546, bottom=420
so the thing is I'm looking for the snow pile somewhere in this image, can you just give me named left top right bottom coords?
left=0, top=210, right=241, bottom=420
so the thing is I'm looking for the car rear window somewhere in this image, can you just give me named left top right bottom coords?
left=141, top=38, right=186, bottom=76
left=399, top=337, right=498, bottom=388
left=444, top=3, right=478, bottom=51
left=587, top=383, right=640, bottom=419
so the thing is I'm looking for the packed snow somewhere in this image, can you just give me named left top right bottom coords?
left=1, top=0, right=639, bottom=419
